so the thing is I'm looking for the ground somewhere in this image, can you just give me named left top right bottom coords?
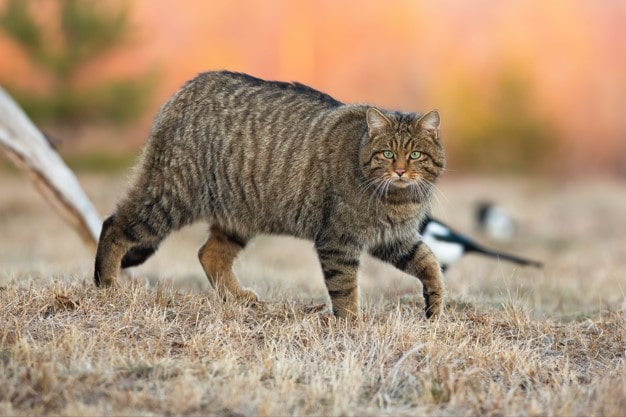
left=0, top=172, right=624, bottom=416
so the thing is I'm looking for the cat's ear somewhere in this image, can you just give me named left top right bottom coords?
left=415, top=110, right=440, bottom=132
left=366, top=108, right=392, bottom=137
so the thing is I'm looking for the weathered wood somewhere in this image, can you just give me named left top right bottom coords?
left=0, top=86, right=102, bottom=252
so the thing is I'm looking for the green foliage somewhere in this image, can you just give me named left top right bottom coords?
left=0, top=0, right=42, bottom=52
left=0, top=0, right=155, bottom=125
left=444, top=66, right=555, bottom=174
left=63, top=151, right=137, bottom=173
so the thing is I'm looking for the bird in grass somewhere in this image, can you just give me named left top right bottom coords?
left=420, top=215, right=542, bottom=272
left=476, top=201, right=516, bottom=241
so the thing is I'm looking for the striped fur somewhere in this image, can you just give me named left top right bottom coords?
left=94, top=71, right=446, bottom=319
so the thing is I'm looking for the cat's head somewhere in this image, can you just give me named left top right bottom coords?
left=359, top=107, right=445, bottom=198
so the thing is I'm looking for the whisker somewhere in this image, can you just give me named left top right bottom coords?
left=422, top=179, right=447, bottom=211
left=427, top=180, right=449, bottom=204
left=358, top=177, right=383, bottom=208
left=357, top=177, right=380, bottom=193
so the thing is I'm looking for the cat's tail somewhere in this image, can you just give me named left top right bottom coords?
left=95, top=214, right=160, bottom=269
left=94, top=193, right=182, bottom=286
left=95, top=146, right=203, bottom=285
left=121, top=245, right=158, bottom=268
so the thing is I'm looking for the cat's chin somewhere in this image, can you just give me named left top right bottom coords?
left=391, top=179, right=413, bottom=189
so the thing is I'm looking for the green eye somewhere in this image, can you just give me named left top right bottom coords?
left=409, top=151, right=422, bottom=160
left=383, top=150, right=394, bottom=159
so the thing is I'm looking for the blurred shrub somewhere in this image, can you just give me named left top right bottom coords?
left=63, top=152, right=137, bottom=173
left=443, top=66, right=556, bottom=174
left=0, top=0, right=155, bottom=125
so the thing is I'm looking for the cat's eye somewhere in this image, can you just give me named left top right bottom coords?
left=382, top=150, right=394, bottom=159
left=409, top=151, right=422, bottom=160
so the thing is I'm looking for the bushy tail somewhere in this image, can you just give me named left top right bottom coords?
left=94, top=212, right=165, bottom=287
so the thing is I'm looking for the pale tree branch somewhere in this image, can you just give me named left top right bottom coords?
left=0, top=86, right=102, bottom=252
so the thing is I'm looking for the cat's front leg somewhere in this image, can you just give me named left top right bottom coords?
left=315, top=241, right=362, bottom=319
left=370, top=240, right=444, bottom=318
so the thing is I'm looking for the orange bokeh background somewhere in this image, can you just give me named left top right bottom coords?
left=2, top=0, right=625, bottom=175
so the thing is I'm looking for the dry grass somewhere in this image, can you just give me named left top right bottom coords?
left=1, top=172, right=625, bottom=416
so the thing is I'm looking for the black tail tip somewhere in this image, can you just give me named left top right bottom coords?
left=93, top=270, right=105, bottom=287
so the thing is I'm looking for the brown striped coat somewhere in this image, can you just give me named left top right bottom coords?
left=94, top=71, right=446, bottom=319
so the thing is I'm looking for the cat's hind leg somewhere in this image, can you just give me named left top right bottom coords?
left=198, top=226, right=258, bottom=302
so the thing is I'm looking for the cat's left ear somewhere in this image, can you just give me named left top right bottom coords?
left=415, top=110, right=440, bottom=133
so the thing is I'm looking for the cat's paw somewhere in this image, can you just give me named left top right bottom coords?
left=303, top=303, right=328, bottom=314
left=217, top=287, right=259, bottom=304
left=425, top=301, right=442, bottom=319
left=94, top=274, right=119, bottom=288
left=332, top=305, right=360, bottom=321
left=238, top=288, right=263, bottom=307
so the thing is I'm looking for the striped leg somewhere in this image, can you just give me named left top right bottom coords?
left=370, top=240, right=444, bottom=318
left=198, top=227, right=258, bottom=302
left=315, top=242, right=362, bottom=319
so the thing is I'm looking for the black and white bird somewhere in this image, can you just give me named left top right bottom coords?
left=420, top=215, right=542, bottom=272
left=476, top=201, right=516, bottom=242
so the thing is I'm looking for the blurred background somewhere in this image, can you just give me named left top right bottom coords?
left=1, top=0, right=625, bottom=176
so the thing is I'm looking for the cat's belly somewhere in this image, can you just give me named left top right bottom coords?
left=207, top=187, right=423, bottom=246
left=211, top=200, right=323, bottom=241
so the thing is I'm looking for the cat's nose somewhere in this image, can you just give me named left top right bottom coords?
left=395, top=169, right=406, bottom=177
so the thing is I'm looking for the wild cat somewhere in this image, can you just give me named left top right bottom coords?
left=94, top=71, right=446, bottom=319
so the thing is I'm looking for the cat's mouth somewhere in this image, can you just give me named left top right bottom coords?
left=390, top=177, right=413, bottom=189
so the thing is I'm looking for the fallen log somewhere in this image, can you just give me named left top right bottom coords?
left=0, top=87, right=102, bottom=252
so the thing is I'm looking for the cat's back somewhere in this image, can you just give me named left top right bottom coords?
left=149, top=70, right=349, bottom=154
left=144, top=71, right=365, bottom=239
left=167, top=70, right=341, bottom=116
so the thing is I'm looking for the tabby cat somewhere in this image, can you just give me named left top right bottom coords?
left=94, top=71, right=446, bottom=319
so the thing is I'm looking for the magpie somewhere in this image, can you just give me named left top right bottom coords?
left=420, top=215, right=542, bottom=272
left=476, top=201, right=516, bottom=241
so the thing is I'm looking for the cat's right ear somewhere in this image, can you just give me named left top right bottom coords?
left=366, top=108, right=392, bottom=138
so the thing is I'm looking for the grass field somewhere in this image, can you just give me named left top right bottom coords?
left=1, top=172, right=625, bottom=416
